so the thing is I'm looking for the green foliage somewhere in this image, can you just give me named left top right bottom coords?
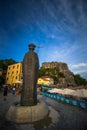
left=0, top=75, right=4, bottom=85
left=58, top=72, right=65, bottom=78
left=39, top=67, right=64, bottom=85
left=0, top=59, right=17, bottom=85
left=51, top=75, right=59, bottom=85
left=0, top=59, right=17, bottom=70
left=38, top=68, right=46, bottom=77
left=74, top=74, right=87, bottom=86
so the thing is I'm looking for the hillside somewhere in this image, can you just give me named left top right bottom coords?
left=40, top=62, right=87, bottom=87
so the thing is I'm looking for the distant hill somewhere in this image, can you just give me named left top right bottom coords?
left=39, top=62, right=87, bottom=87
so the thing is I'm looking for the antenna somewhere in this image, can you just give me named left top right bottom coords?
left=36, top=43, right=43, bottom=54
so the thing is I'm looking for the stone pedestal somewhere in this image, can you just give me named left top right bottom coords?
left=5, top=100, right=49, bottom=123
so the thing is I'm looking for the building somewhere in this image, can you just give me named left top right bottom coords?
left=6, top=63, right=22, bottom=86
left=37, top=76, right=54, bottom=86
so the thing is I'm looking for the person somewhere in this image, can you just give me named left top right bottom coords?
left=3, top=84, right=8, bottom=100
left=12, top=86, right=16, bottom=95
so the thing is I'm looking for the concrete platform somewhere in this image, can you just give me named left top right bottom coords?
left=5, top=100, right=49, bottom=123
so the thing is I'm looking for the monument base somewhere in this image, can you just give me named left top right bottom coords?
left=5, top=100, right=49, bottom=123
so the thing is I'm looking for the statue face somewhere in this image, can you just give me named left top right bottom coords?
left=28, top=44, right=36, bottom=51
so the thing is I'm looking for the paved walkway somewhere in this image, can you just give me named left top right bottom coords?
left=0, top=92, right=87, bottom=130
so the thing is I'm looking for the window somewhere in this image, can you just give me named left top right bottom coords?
left=17, top=65, right=19, bottom=68
left=13, top=66, right=15, bottom=69
left=12, top=71, right=14, bottom=74
left=16, top=71, right=18, bottom=74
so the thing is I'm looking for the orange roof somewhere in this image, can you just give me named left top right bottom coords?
left=40, top=77, right=50, bottom=81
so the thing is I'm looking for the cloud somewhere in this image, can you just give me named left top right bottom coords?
left=71, top=63, right=87, bottom=68
left=69, top=62, right=87, bottom=79
left=37, top=0, right=87, bottom=42
left=75, top=69, right=87, bottom=74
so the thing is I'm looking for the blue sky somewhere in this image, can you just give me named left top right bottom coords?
left=0, top=0, right=87, bottom=79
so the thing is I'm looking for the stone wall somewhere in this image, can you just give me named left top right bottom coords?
left=42, top=62, right=68, bottom=71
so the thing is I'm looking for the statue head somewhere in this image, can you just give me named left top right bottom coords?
left=28, top=44, right=36, bottom=51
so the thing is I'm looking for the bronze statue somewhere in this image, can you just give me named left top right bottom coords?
left=20, top=44, right=39, bottom=106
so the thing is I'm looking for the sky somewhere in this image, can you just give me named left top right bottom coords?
left=0, top=0, right=87, bottom=79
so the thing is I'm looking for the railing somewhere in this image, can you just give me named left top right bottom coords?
left=41, top=91, right=87, bottom=110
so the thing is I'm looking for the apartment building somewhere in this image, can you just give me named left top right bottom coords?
left=6, top=63, right=22, bottom=86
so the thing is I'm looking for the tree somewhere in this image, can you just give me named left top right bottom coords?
left=74, top=74, right=87, bottom=86
left=0, top=59, right=17, bottom=85
left=38, top=68, right=46, bottom=77
left=58, top=72, right=65, bottom=78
